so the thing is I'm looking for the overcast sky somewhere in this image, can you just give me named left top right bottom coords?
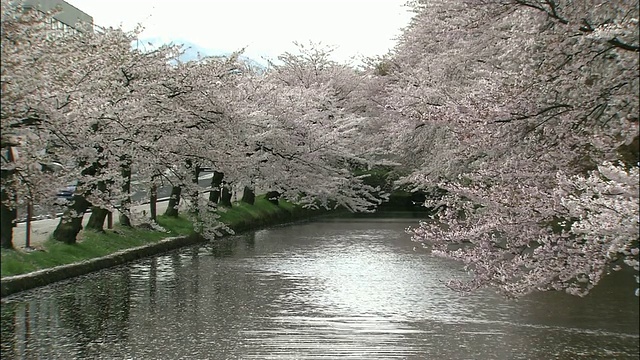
left=65, top=0, right=414, bottom=64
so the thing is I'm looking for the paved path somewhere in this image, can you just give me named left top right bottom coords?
left=12, top=200, right=172, bottom=250
left=11, top=178, right=247, bottom=251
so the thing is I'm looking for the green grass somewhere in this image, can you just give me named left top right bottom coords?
left=1, top=214, right=193, bottom=277
left=217, top=197, right=295, bottom=230
left=1, top=196, right=321, bottom=278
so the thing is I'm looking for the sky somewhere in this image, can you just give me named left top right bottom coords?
left=65, top=0, right=414, bottom=65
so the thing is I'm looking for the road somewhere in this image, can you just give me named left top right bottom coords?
left=13, top=197, right=173, bottom=250
left=21, top=173, right=219, bottom=221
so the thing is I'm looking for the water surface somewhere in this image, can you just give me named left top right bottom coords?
left=2, top=216, right=638, bottom=359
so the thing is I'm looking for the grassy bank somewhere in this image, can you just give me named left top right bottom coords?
left=1, top=196, right=318, bottom=278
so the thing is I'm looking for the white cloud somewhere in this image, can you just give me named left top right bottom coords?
left=66, top=0, right=413, bottom=63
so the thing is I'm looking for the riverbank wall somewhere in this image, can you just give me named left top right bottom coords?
left=1, top=202, right=327, bottom=297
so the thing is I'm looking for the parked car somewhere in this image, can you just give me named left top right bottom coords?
left=55, top=182, right=77, bottom=204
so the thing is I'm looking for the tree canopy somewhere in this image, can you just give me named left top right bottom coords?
left=1, top=0, right=637, bottom=297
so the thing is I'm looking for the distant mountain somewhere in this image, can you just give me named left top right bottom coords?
left=139, top=37, right=266, bottom=70
left=175, top=40, right=224, bottom=61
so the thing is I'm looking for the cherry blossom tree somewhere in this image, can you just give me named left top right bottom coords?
left=378, top=0, right=639, bottom=296
left=1, top=1, right=192, bottom=243
left=1, top=2, right=80, bottom=247
left=236, top=43, right=387, bottom=212
left=47, top=26, right=190, bottom=242
left=149, top=53, right=252, bottom=238
left=3, top=0, right=393, bottom=248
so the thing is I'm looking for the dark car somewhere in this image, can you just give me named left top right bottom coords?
left=55, top=183, right=77, bottom=204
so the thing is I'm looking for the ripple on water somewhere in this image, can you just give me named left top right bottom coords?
left=1, top=218, right=638, bottom=359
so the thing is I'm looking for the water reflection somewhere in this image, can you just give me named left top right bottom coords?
left=1, top=270, right=132, bottom=358
left=1, top=216, right=638, bottom=359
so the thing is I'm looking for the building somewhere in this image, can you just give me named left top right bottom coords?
left=19, top=0, right=93, bottom=33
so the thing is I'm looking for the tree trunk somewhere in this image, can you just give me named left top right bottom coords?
left=53, top=194, right=91, bottom=244
left=0, top=169, right=16, bottom=249
left=241, top=186, right=255, bottom=205
left=61, top=144, right=106, bottom=239
left=86, top=207, right=109, bottom=232
left=208, top=171, right=224, bottom=204
left=266, top=190, right=281, bottom=205
left=191, top=165, right=201, bottom=216
left=85, top=180, right=109, bottom=232
left=220, top=183, right=232, bottom=208
left=119, top=156, right=132, bottom=227
left=164, top=186, right=182, bottom=217
left=149, top=183, right=158, bottom=222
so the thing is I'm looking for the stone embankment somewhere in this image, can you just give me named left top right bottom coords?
left=2, top=202, right=325, bottom=297
left=1, top=234, right=204, bottom=297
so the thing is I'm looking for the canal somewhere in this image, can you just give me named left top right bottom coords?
left=1, top=215, right=638, bottom=359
